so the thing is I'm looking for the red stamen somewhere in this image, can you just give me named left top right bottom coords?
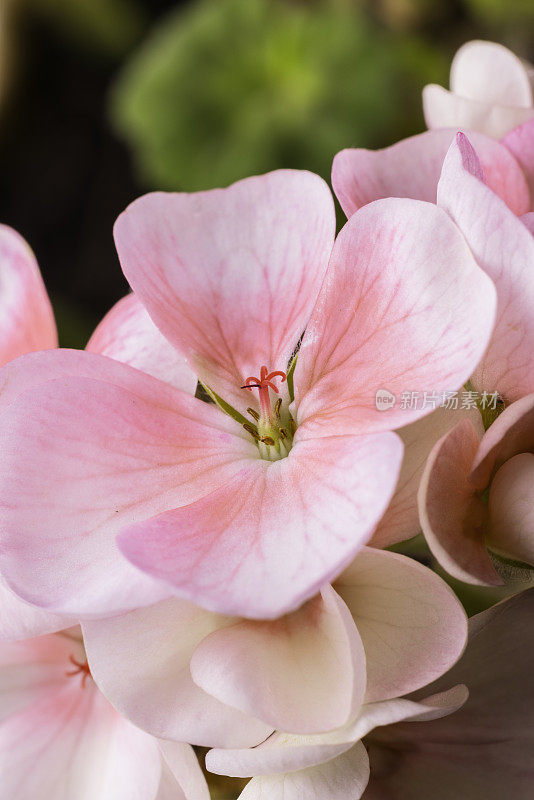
left=241, top=366, right=287, bottom=420
left=66, top=654, right=92, bottom=689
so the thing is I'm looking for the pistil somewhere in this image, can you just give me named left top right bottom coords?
left=66, top=654, right=92, bottom=689
left=241, top=365, right=295, bottom=459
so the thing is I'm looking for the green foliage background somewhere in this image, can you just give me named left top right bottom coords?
left=111, top=0, right=447, bottom=191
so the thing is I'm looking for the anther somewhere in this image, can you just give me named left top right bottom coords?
left=274, top=398, right=282, bottom=419
left=247, top=407, right=260, bottom=421
left=289, top=418, right=297, bottom=436
left=279, top=427, right=288, bottom=439
left=243, top=422, right=260, bottom=440
left=260, top=436, right=275, bottom=446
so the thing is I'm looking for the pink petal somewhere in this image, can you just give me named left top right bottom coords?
left=82, top=599, right=272, bottom=748
left=114, top=171, right=335, bottom=414
left=0, top=630, right=84, bottom=724
left=423, top=84, right=534, bottom=140
left=438, top=133, right=534, bottom=401
left=118, top=430, right=403, bottom=619
left=0, top=580, right=74, bottom=642
left=487, top=453, right=534, bottom=566
left=423, top=41, right=534, bottom=140
left=237, top=743, right=370, bottom=800
left=0, top=681, right=162, bottom=800
left=470, top=393, right=534, bottom=488
left=370, top=405, right=483, bottom=548
left=335, top=549, right=467, bottom=702
left=332, top=129, right=529, bottom=218
left=157, top=742, right=210, bottom=800
left=206, top=734, right=355, bottom=778
left=206, top=686, right=466, bottom=778
left=418, top=418, right=501, bottom=585
left=0, top=360, right=255, bottom=617
left=190, top=585, right=366, bottom=734
left=450, top=41, right=533, bottom=108
left=0, top=225, right=57, bottom=367
left=521, top=211, right=534, bottom=233
left=0, top=348, right=193, bottom=415
left=87, top=293, right=197, bottom=394
left=295, top=198, right=496, bottom=436
left=502, top=118, right=534, bottom=207
left=345, top=685, right=469, bottom=743
left=366, top=589, right=534, bottom=800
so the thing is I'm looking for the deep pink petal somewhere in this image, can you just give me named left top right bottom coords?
left=418, top=419, right=501, bottom=585
left=0, top=225, right=57, bottom=367
left=118, top=431, right=403, bottom=619
left=114, top=171, right=335, bottom=414
left=190, top=585, right=366, bottom=734
left=87, top=293, right=197, bottom=394
left=502, top=118, right=534, bottom=207
left=335, top=549, right=468, bottom=702
left=470, top=393, right=534, bottom=487
left=82, top=599, right=272, bottom=748
left=438, top=133, right=534, bottom=401
left=237, top=744, right=370, bottom=800
left=332, top=129, right=529, bottom=218
left=370, top=405, right=483, bottom=548
left=0, top=362, right=255, bottom=617
left=366, top=589, right=534, bottom=800
left=295, top=198, right=496, bottom=435
left=487, top=453, right=534, bottom=566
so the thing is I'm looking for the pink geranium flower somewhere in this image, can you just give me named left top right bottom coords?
left=81, top=548, right=467, bottom=746
left=0, top=626, right=208, bottom=800
left=206, top=588, right=534, bottom=800
left=420, top=393, right=534, bottom=584
left=331, top=132, right=534, bottom=549
left=418, top=135, right=534, bottom=583
left=0, top=170, right=495, bottom=621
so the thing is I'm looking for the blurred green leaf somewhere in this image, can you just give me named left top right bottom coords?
left=111, top=0, right=447, bottom=190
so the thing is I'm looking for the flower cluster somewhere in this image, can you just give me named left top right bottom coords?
left=0, top=39, right=533, bottom=800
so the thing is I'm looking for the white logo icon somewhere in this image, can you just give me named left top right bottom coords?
left=375, top=389, right=396, bottom=411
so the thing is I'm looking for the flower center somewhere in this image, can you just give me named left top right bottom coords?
left=66, top=654, right=92, bottom=689
left=241, top=365, right=296, bottom=461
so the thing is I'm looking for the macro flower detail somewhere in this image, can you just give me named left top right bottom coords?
left=1, top=18, right=533, bottom=800
left=0, top=170, right=496, bottom=623
left=241, top=365, right=293, bottom=458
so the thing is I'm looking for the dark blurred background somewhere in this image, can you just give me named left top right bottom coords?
left=0, top=0, right=532, bottom=347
